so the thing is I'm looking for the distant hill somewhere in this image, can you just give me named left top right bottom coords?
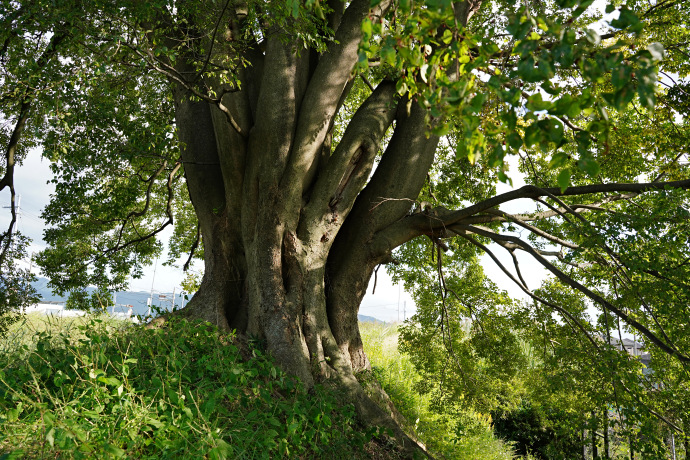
left=30, top=278, right=179, bottom=317
left=358, top=314, right=386, bottom=324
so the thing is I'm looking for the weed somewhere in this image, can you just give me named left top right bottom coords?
left=0, top=316, right=374, bottom=459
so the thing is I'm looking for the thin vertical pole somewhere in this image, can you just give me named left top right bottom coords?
left=397, top=283, right=401, bottom=323
left=148, top=257, right=158, bottom=317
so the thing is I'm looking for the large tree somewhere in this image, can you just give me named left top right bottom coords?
left=1, top=0, right=689, bottom=451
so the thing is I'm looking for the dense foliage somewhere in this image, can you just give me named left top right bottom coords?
left=0, top=234, right=37, bottom=336
left=361, top=321, right=520, bottom=459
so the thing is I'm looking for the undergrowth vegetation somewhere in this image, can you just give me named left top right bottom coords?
left=1, top=315, right=535, bottom=459
left=360, top=322, right=523, bottom=460
left=0, top=315, right=381, bottom=459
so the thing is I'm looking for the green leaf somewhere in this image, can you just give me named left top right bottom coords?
left=46, top=427, right=55, bottom=447
left=539, top=118, right=564, bottom=143
left=507, top=15, right=532, bottom=40
left=380, top=45, right=396, bottom=66
left=518, top=56, right=541, bottom=83
left=289, top=0, right=300, bottom=18
left=610, top=64, right=632, bottom=90
left=6, top=408, right=19, bottom=422
left=611, top=7, right=642, bottom=32
left=549, top=152, right=569, bottom=169
left=98, top=376, right=121, bottom=386
left=638, top=84, right=656, bottom=109
left=103, top=443, right=126, bottom=458
left=524, top=123, right=541, bottom=147
left=488, top=143, right=505, bottom=167
left=314, top=3, right=325, bottom=20
left=551, top=94, right=578, bottom=117
left=526, top=93, right=553, bottom=112
left=578, top=156, right=600, bottom=176
left=361, top=18, right=373, bottom=38
left=557, top=169, right=570, bottom=192
left=507, top=132, right=522, bottom=150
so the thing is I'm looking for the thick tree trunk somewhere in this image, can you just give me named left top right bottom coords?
left=152, top=2, right=442, bottom=456
left=165, top=87, right=426, bottom=457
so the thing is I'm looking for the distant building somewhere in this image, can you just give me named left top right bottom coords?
left=600, top=334, right=652, bottom=373
left=21, top=300, right=138, bottom=322
left=23, top=301, right=84, bottom=317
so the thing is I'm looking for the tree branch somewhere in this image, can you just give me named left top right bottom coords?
left=302, top=80, right=398, bottom=234
left=456, top=231, right=602, bottom=352
left=282, top=0, right=393, bottom=199
left=456, top=223, right=690, bottom=363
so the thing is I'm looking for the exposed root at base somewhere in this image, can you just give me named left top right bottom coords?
left=144, top=317, right=430, bottom=459
left=332, top=369, right=432, bottom=459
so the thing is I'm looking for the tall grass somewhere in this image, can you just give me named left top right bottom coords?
left=2, top=314, right=527, bottom=459
left=360, top=321, right=520, bottom=460
left=0, top=315, right=380, bottom=459
left=1, top=313, right=129, bottom=357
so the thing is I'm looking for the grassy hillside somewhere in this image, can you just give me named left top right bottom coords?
left=361, top=322, right=520, bottom=460
left=0, top=315, right=398, bottom=459
left=0, top=315, right=519, bottom=459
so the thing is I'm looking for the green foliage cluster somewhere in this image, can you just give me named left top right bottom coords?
left=360, top=321, right=519, bottom=460
left=491, top=402, right=583, bottom=459
left=0, top=317, right=377, bottom=459
left=389, top=249, right=689, bottom=458
left=64, top=289, right=114, bottom=313
left=359, top=0, right=676, bottom=185
left=0, top=233, right=37, bottom=337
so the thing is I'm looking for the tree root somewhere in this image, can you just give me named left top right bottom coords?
left=333, top=369, right=432, bottom=459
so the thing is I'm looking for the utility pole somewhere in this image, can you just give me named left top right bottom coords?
left=403, top=301, right=406, bottom=321
left=671, top=432, right=676, bottom=460
left=397, top=283, right=401, bottom=323
left=147, top=257, right=158, bottom=317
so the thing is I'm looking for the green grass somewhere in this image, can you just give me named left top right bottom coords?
left=1, top=313, right=129, bottom=358
left=360, top=321, right=521, bottom=460
left=1, top=315, right=528, bottom=459
left=0, top=315, right=380, bottom=459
